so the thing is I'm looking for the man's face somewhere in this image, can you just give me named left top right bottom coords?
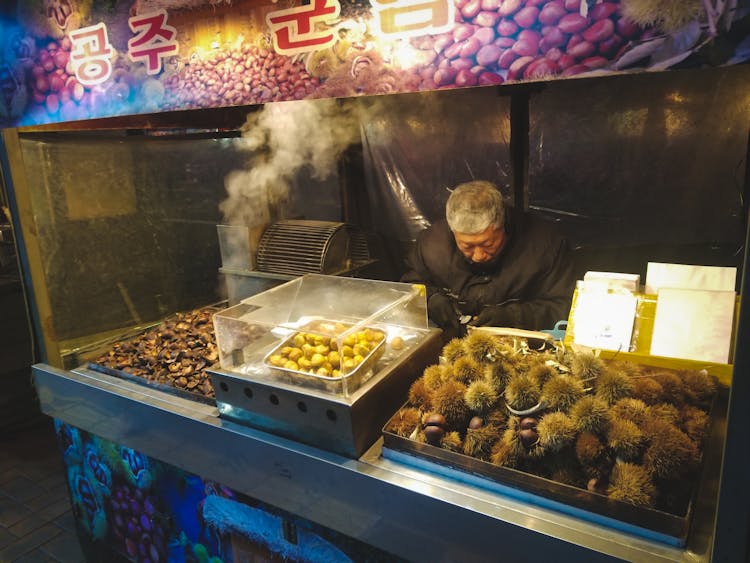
left=453, top=224, right=506, bottom=264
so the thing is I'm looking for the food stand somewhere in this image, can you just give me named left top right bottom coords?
left=1, top=0, right=749, bottom=561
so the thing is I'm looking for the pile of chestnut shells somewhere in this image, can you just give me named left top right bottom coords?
left=409, top=0, right=647, bottom=89
left=93, top=307, right=219, bottom=398
left=386, top=331, right=716, bottom=515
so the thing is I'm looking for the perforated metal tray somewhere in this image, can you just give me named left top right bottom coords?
left=382, top=391, right=725, bottom=546
left=262, top=320, right=385, bottom=394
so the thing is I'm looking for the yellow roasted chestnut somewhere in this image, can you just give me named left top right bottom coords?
left=269, top=354, right=285, bottom=366
left=328, top=351, right=341, bottom=366
left=310, top=353, right=325, bottom=368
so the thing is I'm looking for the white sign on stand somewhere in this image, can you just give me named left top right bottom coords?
left=650, top=287, right=735, bottom=364
left=572, top=284, right=638, bottom=352
left=645, top=262, right=736, bottom=294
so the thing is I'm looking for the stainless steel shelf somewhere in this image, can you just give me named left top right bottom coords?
left=33, top=363, right=721, bottom=563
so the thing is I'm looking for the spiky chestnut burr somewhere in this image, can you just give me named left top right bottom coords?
left=606, top=418, right=644, bottom=461
left=442, top=338, right=466, bottom=363
left=463, top=330, right=501, bottom=363
left=541, top=375, right=585, bottom=412
left=569, top=396, right=610, bottom=434
left=528, top=363, right=558, bottom=387
left=518, top=355, right=547, bottom=376
left=569, top=351, right=606, bottom=380
left=484, top=358, right=517, bottom=394
left=621, top=0, right=702, bottom=34
left=385, top=407, right=422, bottom=437
left=610, top=398, right=650, bottom=426
left=595, top=367, right=634, bottom=405
left=575, top=431, right=606, bottom=468
left=464, top=379, right=499, bottom=414
left=681, top=369, right=717, bottom=406
left=407, top=378, right=432, bottom=410
left=422, top=364, right=445, bottom=390
left=680, top=405, right=710, bottom=444
left=607, top=461, right=656, bottom=507
left=641, top=418, right=699, bottom=479
left=432, top=380, right=471, bottom=430
left=631, top=377, right=665, bottom=405
left=504, top=373, right=541, bottom=411
left=441, top=431, right=463, bottom=453
left=536, top=411, right=576, bottom=453
left=610, top=360, right=643, bottom=378
left=548, top=448, right=587, bottom=487
left=463, top=424, right=501, bottom=460
left=649, top=403, right=680, bottom=426
left=651, top=371, right=685, bottom=406
left=452, top=356, right=483, bottom=385
left=484, top=408, right=508, bottom=428
left=490, top=424, right=525, bottom=468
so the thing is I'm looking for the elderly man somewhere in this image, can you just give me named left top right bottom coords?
left=401, top=180, right=575, bottom=339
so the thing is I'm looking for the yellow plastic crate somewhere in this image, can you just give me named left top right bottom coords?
left=563, top=287, right=738, bottom=386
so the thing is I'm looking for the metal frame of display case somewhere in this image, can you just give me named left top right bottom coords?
left=3, top=91, right=750, bottom=562
left=32, top=363, right=724, bottom=562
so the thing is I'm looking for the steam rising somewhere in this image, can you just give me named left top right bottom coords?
left=217, top=90, right=502, bottom=277
left=220, top=98, right=362, bottom=227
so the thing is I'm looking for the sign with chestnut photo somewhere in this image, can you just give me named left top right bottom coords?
left=1, top=0, right=748, bottom=127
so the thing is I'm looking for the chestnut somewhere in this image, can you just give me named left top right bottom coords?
left=520, top=417, right=538, bottom=430
left=587, top=477, right=607, bottom=495
left=469, top=416, right=484, bottom=429
left=519, top=428, right=538, bottom=448
left=424, top=425, right=445, bottom=446
left=425, top=413, right=448, bottom=430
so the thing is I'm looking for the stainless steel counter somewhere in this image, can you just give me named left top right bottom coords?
left=33, top=363, right=723, bottom=563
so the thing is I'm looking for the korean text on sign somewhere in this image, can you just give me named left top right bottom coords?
left=128, top=10, right=179, bottom=75
left=69, top=23, right=114, bottom=86
left=370, top=0, right=455, bottom=38
left=266, top=0, right=342, bottom=55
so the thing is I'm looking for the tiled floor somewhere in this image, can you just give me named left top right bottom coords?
left=0, top=415, right=86, bottom=563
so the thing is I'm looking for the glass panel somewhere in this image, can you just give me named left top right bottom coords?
left=18, top=132, right=342, bottom=343
left=213, top=274, right=429, bottom=397
left=528, top=66, right=750, bottom=282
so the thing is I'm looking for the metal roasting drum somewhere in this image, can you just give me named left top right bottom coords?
left=255, top=219, right=370, bottom=276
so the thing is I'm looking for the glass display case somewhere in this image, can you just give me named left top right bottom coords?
left=210, top=274, right=442, bottom=457
left=3, top=124, right=345, bottom=368
left=213, top=274, right=428, bottom=396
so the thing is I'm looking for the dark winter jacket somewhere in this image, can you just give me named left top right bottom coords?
left=401, top=214, right=576, bottom=331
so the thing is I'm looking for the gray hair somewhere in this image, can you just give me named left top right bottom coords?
left=445, top=181, right=505, bottom=234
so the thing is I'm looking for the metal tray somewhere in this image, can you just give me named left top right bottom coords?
left=77, top=305, right=224, bottom=404
left=87, top=362, right=216, bottom=406
left=382, top=394, right=722, bottom=546
left=262, top=320, right=386, bottom=394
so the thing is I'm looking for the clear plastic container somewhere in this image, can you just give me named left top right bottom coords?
left=212, top=274, right=429, bottom=396
left=217, top=224, right=253, bottom=270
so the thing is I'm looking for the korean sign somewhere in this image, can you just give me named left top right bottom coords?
left=1, top=0, right=748, bottom=128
